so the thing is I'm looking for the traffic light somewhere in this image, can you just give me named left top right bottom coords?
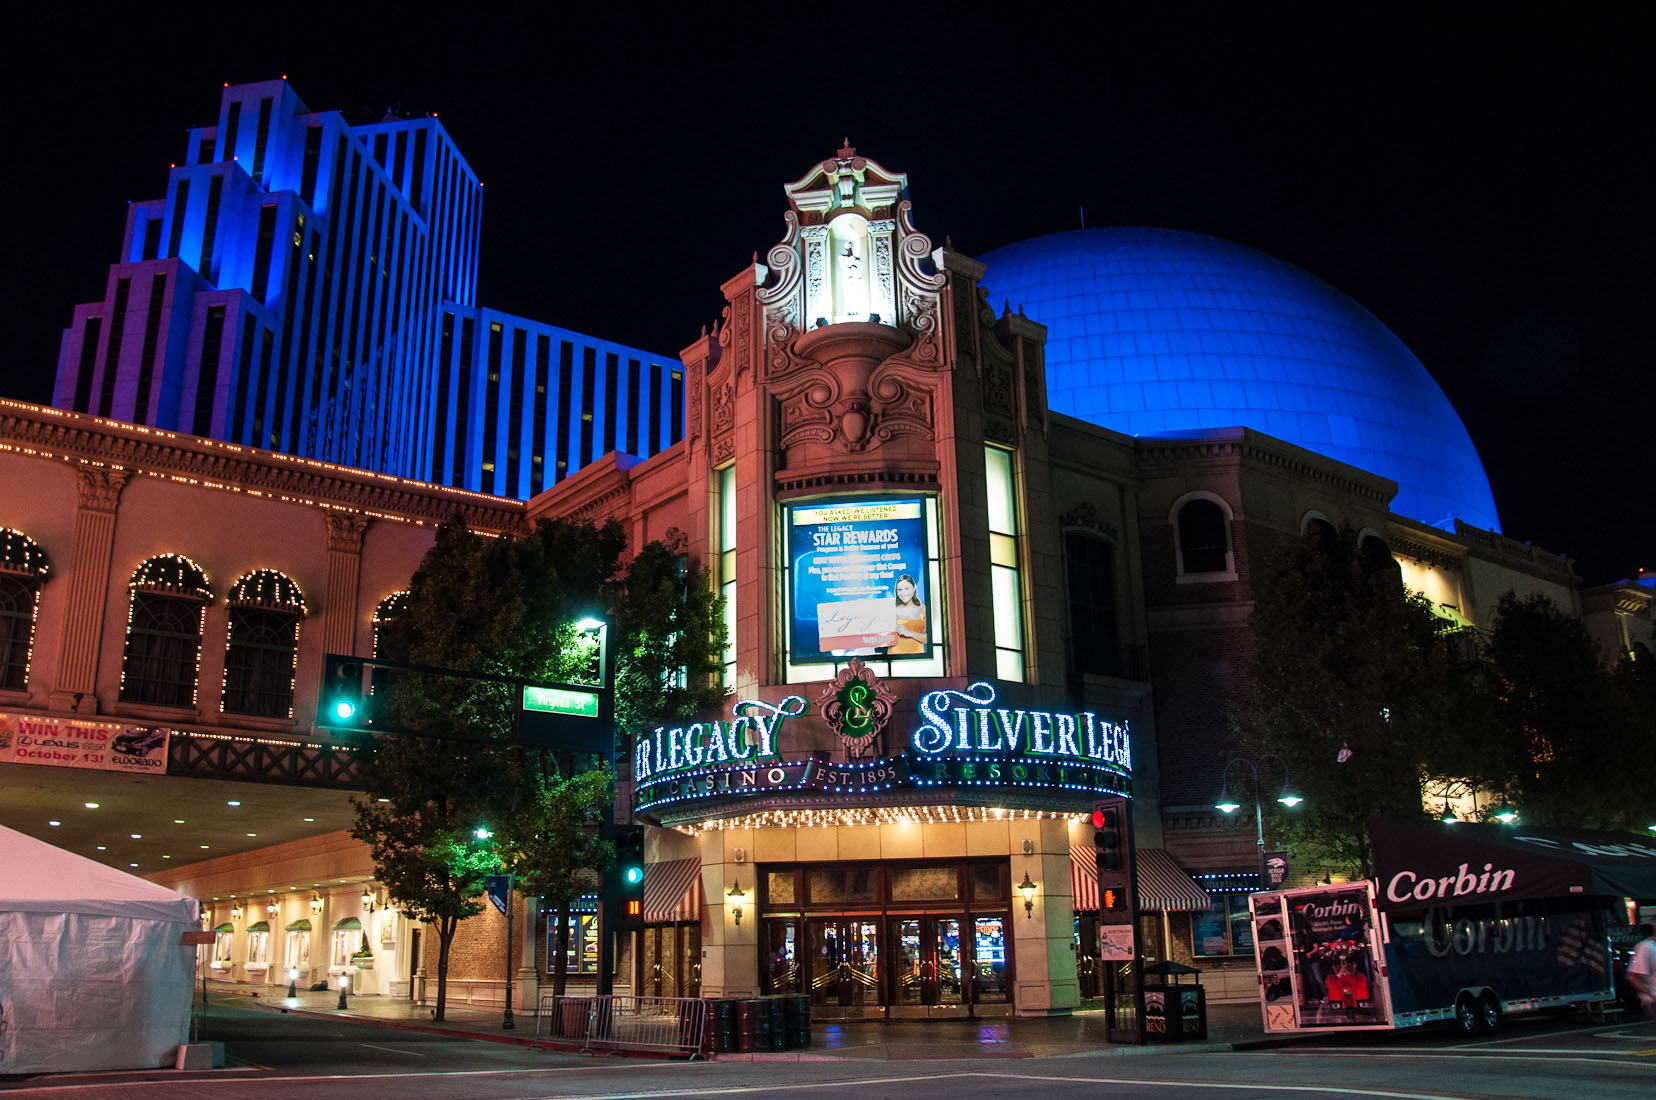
left=612, top=824, right=645, bottom=932
left=1092, top=799, right=1126, bottom=872
left=319, top=655, right=366, bottom=729
left=1101, top=884, right=1127, bottom=912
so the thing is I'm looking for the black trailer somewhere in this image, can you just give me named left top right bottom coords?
left=1249, top=819, right=1656, bottom=1036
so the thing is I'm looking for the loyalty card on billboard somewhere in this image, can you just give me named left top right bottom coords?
left=789, top=498, right=929, bottom=658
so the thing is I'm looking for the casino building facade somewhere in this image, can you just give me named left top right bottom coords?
left=8, top=127, right=1649, bottom=1018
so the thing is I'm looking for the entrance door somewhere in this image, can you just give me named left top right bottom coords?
left=808, top=919, right=880, bottom=1018
left=762, top=918, right=802, bottom=995
left=892, top=916, right=967, bottom=1017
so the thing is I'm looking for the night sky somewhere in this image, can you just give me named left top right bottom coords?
left=6, top=9, right=1649, bottom=584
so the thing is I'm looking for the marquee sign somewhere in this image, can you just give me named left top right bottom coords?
left=634, top=680, right=1134, bottom=816
left=633, top=695, right=806, bottom=783
left=913, top=682, right=1133, bottom=773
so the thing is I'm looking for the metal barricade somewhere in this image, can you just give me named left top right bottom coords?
left=535, top=994, right=593, bottom=1043
left=536, top=994, right=707, bottom=1059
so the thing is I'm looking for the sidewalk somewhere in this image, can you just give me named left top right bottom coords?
left=246, top=986, right=1278, bottom=1060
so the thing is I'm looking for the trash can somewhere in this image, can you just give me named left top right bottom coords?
left=1141, top=961, right=1206, bottom=1042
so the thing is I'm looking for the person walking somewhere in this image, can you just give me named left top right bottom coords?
left=1628, top=923, right=1656, bottom=1024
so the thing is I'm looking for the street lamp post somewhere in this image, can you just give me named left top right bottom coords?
left=576, top=616, right=621, bottom=999
left=1216, top=754, right=1302, bottom=890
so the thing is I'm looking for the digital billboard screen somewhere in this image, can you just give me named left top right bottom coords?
left=788, top=497, right=930, bottom=660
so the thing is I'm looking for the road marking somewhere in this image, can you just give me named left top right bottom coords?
left=1265, top=1050, right=1656, bottom=1069
left=1455, top=1023, right=1613, bottom=1047
left=357, top=1042, right=426, bottom=1056
left=561, top=1072, right=1487, bottom=1100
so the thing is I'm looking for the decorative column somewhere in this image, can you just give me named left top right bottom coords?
left=516, top=895, right=540, bottom=1014
left=322, top=513, right=370, bottom=657
left=50, top=465, right=131, bottom=714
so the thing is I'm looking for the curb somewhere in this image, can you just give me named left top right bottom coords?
left=253, top=999, right=577, bottom=1051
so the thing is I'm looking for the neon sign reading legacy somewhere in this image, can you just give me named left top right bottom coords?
left=913, top=682, right=1132, bottom=773
left=634, top=696, right=807, bottom=781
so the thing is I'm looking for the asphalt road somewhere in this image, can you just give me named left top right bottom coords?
left=3, top=1000, right=1652, bottom=1099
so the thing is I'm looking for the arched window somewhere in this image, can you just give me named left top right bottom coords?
left=121, top=555, right=212, bottom=707
left=1064, top=531, right=1120, bottom=677
left=0, top=530, right=51, bottom=692
left=371, top=591, right=408, bottom=694
left=372, top=591, right=408, bottom=659
left=1360, top=533, right=1403, bottom=583
left=1303, top=516, right=1338, bottom=554
left=222, top=570, right=306, bottom=719
left=1175, top=496, right=1234, bottom=577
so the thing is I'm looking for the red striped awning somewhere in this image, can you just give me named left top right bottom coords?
left=1069, top=847, right=1212, bottom=913
left=642, top=858, right=705, bottom=924
left=1070, top=846, right=1098, bottom=910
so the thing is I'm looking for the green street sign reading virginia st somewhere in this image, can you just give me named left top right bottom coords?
left=522, top=684, right=601, bottom=719
left=517, top=682, right=606, bottom=753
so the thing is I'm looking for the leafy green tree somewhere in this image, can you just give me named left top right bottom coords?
left=349, top=516, right=724, bottom=1018
left=1232, top=525, right=1474, bottom=878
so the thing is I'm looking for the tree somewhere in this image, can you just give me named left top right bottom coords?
left=1483, top=592, right=1649, bottom=831
left=349, top=516, right=725, bottom=1018
left=1231, top=525, right=1475, bottom=879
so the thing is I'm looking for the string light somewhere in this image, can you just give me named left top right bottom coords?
left=0, top=529, right=51, bottom=689
left=639, top=749, right=1132, bottom=816
left=221, top=569, right=307, bottom=719
left=673, top=806, right=1088, bottom=834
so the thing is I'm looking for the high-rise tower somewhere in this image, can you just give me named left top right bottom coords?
left=52, top=80, right=679, bottom=492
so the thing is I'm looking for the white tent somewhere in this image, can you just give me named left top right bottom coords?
left=0, top=825, right=199, bottom=1074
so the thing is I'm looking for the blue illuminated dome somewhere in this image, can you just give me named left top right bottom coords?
left=977, top=228, right=1500, bottom=532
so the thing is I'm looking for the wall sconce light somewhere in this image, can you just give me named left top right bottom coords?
left=231, top=902, right=243, bottom=922
left=266, top=899, right=278, bottom=918
left=361, top=887, right=375, bottom=913
left=1018, top=871, right=1038, bottom=919
left=727, top=879, right=746, bottom=926
left=310, top=894, right=323, bottom=914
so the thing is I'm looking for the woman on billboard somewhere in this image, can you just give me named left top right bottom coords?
left=889, top=574, right=927, bottom=655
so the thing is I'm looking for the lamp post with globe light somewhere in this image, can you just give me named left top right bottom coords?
left=1216, top=754, right=1302, bottom=890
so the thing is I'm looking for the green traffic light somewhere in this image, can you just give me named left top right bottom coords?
left=333, top=699, right=357, bottom=720
left=624, top=865, right=643, bottom=885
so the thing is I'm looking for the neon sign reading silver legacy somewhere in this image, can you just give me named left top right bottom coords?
left=913, top=682, right=1132, bottom=773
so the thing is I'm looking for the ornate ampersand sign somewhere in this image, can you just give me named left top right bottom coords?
left=818, top=659, right=894, bottom=758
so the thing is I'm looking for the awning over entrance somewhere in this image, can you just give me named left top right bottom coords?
left=332, top=916, right=361, bottom=931
left=1368, top=816, right=1656, bottom=914
left=284, top=919, right=311, bottom=932
left=1070, top=846, right=1099, bottom=910
left=1136, top=849, right=1212, bottom=911
left=1070, top=846, right=1211, bottom=912
left=643, top=858, right=704, bottom=924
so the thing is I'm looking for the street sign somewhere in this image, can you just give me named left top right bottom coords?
left=485, top=875, right=512, bottom=915
left=517, top=682, right=608, bottom=752
left=522, top=685, right=601, bottom=718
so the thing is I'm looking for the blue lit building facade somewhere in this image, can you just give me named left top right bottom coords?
left=976, top=228, right=1502, bottom=533
left=52, top=80, right=679, bottom=493
left=430, top=307, right=682, bottom=494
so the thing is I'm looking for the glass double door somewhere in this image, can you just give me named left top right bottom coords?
left=894, top=916, right=967, bottom=1017
left=765, top=913, right=1009, bottom=1018
left=809, top=919, right=881, bottom=1016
